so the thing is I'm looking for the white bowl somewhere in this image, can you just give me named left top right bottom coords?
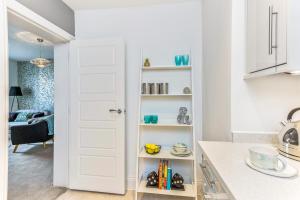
left=173, top=147, right=188, bottom=154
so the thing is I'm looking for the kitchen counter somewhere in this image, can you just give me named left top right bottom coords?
left=198, top=141, right=300, bottom=200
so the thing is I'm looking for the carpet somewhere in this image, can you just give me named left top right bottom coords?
left=8, top=143, right=67, bottom=200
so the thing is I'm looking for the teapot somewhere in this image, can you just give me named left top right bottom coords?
left=278, top=108, right=300, bottom=161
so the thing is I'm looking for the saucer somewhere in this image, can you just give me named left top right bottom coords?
left=171, top=149, right=192, bottom=157
left=245, top=157, right=298, bottom=178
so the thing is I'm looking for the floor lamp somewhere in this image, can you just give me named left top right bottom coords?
left=9, top=86, right=23, bottom=112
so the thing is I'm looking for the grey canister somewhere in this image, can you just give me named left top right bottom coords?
left=145, top=83, right=151, bottom=94
left=163, top=83, right=169, bottom=94
left=141, top=83, right=147, bottom=94
left=149, top=83, right=155, bottom=94
left=159, top=83, right=164, bottom=94
left=153, top=83, right=160, bottom=94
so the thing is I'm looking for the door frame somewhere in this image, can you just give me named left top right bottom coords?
left=0, top=1, right=73, bottom=199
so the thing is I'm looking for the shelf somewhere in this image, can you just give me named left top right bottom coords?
left=138, top=180, right=196, bottom=198
left=140, top=123, right=193, bottom=127
left=141, top=94, right=192, bottom=97
left=139, top=149, right=194, bottom=161
left=142, top=66, right=192, bottom=71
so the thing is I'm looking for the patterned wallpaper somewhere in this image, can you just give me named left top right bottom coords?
left=18, top=61, right=54, bottom=112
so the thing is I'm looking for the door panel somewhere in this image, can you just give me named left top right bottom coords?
left=273, top=0, right=287, bottom=66
left=80, top=73, right=116, bottom=94
left=247, top=0, right=276, bottom=72
left=80, top=128, right=116, bottom=148
left=80, top=156, right=116, bottom=177
left=80, top=101, right=116, bottom=121
left=79, top=45, right=116, bottom=66
left=69, top=38, right=125, bottom=194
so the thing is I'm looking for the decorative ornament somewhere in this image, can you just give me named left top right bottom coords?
left=172, top=173, right=184, bottom=190
left=183, top=87, right=192, bottom=94
left=146, top=171, right=158, bottom=187
left=177, top=107, right=192, bottom=125
left=144, top=58, right=151, bottom=67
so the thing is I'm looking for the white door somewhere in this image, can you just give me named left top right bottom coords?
left=247, top=0, right=276, bottom=73
left=69, top=38, right=125, bottom=194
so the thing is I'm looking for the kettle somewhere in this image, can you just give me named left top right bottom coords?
left=278, top=108, right=300, bottom=161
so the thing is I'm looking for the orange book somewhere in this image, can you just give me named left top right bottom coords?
left=158, top=160, right=163, bottom=189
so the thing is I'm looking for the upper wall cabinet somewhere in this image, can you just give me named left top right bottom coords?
left=247, top=0, right=287, bottom=74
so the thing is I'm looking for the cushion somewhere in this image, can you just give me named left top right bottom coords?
left=26, top=112, right=35, bottom=119
left=9, top=112, right=19, bottom=122
left=32, top=112, right=45, bottom=118
left=28, top=118, right=41, bottom=125
left=14, top=112, right=33, bottom=122
left=39, top=114, right=54, bottom=135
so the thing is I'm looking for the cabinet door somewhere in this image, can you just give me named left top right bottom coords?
left=247, top=0, right=276, bottom=73
left=272, top=0, right=287, bottom=66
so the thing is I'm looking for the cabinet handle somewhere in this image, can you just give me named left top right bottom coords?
left=269, top=6, right=272, bottom=55
left=269, top=6, right=278, bottom=55
left=272, top=11, right=278, bottom=52
left=200, top=163, right=216, bottom=187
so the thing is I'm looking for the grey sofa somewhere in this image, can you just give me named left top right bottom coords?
left=10, top=120, right=53, bottom=153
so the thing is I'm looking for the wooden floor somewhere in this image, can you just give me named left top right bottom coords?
left=56, top=190, right=203, bottom=200
left=56, top=190, right=135, bottom=200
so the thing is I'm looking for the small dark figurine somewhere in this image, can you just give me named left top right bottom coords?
left=172, top=173, right=185, bottom=190
left=146, top=171, right=158, bottom=187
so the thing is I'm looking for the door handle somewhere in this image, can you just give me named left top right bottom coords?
left=109, top=109, right=122, bottom=114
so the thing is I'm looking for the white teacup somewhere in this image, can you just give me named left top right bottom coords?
left=249, top=146, right=286, bottom=171
left=173, top=146, right=188, bottom=153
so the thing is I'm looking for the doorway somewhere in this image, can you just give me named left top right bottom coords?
left=7, top=23, right=66, bottom=200
left=0, top=1, right=73, bottom=199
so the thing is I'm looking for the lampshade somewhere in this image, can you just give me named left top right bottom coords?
left=9, top=87, right=23, bottom=96
left=30, top=57, right=52, bottom=68
left=30, top=38, right=52, bottom=68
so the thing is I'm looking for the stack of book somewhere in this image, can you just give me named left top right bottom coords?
left=158, top=160, right=172, bottom=190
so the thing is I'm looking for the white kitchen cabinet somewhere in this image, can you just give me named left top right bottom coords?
left=247, top=0, right=287, bottom=73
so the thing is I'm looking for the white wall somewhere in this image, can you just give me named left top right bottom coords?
left=231, top=0, right=300, bottom=135
left=75, top=1, right=202, bottom=188
left=202, top=0, right=232, bottom=141
left=9, top=60, right=18, bottom=111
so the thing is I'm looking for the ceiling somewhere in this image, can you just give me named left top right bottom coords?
left=62, top=0, right=198, bottom=10
left=8, top=25, right=54, bottom=61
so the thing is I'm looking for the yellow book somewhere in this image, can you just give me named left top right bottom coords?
left=164, top=160, right=168, bottom=178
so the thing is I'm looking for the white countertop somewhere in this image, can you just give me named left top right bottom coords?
left=199, top=141, right=300, bottom=200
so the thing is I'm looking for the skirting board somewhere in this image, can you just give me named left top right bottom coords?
left=232, top=131, right=279, bottom=144
left=127, top=177, right=136, bottom=190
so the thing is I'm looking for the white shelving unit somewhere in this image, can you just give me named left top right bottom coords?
left=142, top=66, right=192, bottom=71
left=135, top=51, right=197, bottom=200
left=141, top=94, right=192, bottom=97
